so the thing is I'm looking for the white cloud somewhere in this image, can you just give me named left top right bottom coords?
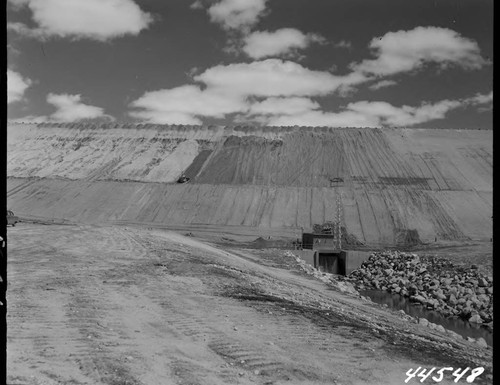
left=47, top=93, right=112, bottom=122
left=128, top=59, right=368, bottom=124
left=8, top=0, right=152, bottom=41
left=248, top=92, right=493, bottom=127
left=351, top=26, right=488, bottom=77
left=7, top=69, right=32, bottom=103
left=265, top=110, right=380, bottom=128
left=248, top=97, right=320, bottom=116
left=368, top=80, right=398, bottom=90
left=124, top=23, right=490, bottom=126
left=129, top=85, right=248, bottom=124
left=207, top=0, right=267, bottom=31
left=462, top=91, right=493, bottom=113
left=465, top=91, right=493, bottom=106
left=334, top=40, right=352, bottom=49
left=194, top=59, right=366, bottom=98
left=345, top=100, right=459, bottom=127
left=129, top=110, right=203, bottom=125
left=190, top=1, right=204, bottom=10
left=242, top=28, right=325, bottom=59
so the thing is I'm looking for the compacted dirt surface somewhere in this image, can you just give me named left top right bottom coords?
left=7, top=223, right=492, bottom=385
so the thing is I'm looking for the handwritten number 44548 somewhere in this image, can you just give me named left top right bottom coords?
left=405, top=367, right=484, bottom=383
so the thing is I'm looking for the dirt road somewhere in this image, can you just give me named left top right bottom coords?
left=7, top=224, right=491, bottom=385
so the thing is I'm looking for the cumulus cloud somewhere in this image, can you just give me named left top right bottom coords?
left=7, top=0, right=152, bottom=41
left=245, top=97, right=377, bottom=127
left=345, top=100, right=462, bottom=127
left=130, top=111, right=204, bottom=125
left=47, top=93, right=112, bottom=122
left=129, top=85, right=249, bottom=124
left=248, top=97, right=320, bottom=116
left=265, top=110, right=380, bottom=128
left=194, top=59, right=366, bottom=97
left=246, top=92, right=493, bottom=127
left=11, top=93, right=114, bottom=122
left=128, top=59, right=366, bottom=123
left=368, top=80, right=398, bottom=90
left=129, top=57, right=493, bottom=127
left=8, top=69, right=32, bottom=103
left=350, top=26, right=488, bottom=77
left=207, top=0, right=268, bottom=31
left=465, top=91, right=493, bottom=106
left=126, top=24, right=490, bottom=126
left=190, top=0, right=204, bottom=10
left=127, top=57, right=368, bottom=124
left=242, top=28, right=325, bottom=59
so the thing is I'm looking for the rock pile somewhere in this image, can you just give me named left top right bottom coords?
left=347, top=251, right=493, bottom=328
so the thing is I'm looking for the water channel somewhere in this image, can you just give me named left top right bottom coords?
left=359, top=289, right=493, bottom=346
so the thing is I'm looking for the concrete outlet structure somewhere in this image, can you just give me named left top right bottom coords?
left=298, top=233, right=369, bottom=275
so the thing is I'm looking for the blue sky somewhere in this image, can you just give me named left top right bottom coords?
left=7, top=0, right=493, bottom=128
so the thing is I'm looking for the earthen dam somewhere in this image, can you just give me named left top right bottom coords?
left=7, top=123, right=492, bottom=247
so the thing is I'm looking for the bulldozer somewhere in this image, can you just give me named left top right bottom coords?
left=177, top=174, right=190, bottom=184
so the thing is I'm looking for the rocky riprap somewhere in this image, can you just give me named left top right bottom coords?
left=346, top=251, right=493, bottom=329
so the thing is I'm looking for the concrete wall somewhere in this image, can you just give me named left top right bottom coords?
left=345, top=250, right=371, bottom=275
left=295, top=249, right=369, bottom=276
left=294, top=250, right=316, bottom=269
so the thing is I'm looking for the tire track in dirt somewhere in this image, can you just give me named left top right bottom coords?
left=8, top=223, right=492, bottom=385
left=119, top=230, right=376, bottom=384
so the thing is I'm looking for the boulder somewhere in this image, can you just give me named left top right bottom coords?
left=411, top=295, right=426, bottom=304
left=476, top=287, right=486, bottom=295
left=418, top=318, right=429, bottom=327
left=479, top=311, right=489, bottom=321
left=469, top=314, right=483, bottom=324
left=461, top=307, right=472, bottom=318
left=426, top=299, right=438, bottom=309
left=484, top=321, right=493, bottom=331
left=448, top=286, right=458, bottom=296
left=407, top=286, right=418, bottom=296
left=478, top=294, right=490, bottom=303
left=476, top=337, right=488, bottom=348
